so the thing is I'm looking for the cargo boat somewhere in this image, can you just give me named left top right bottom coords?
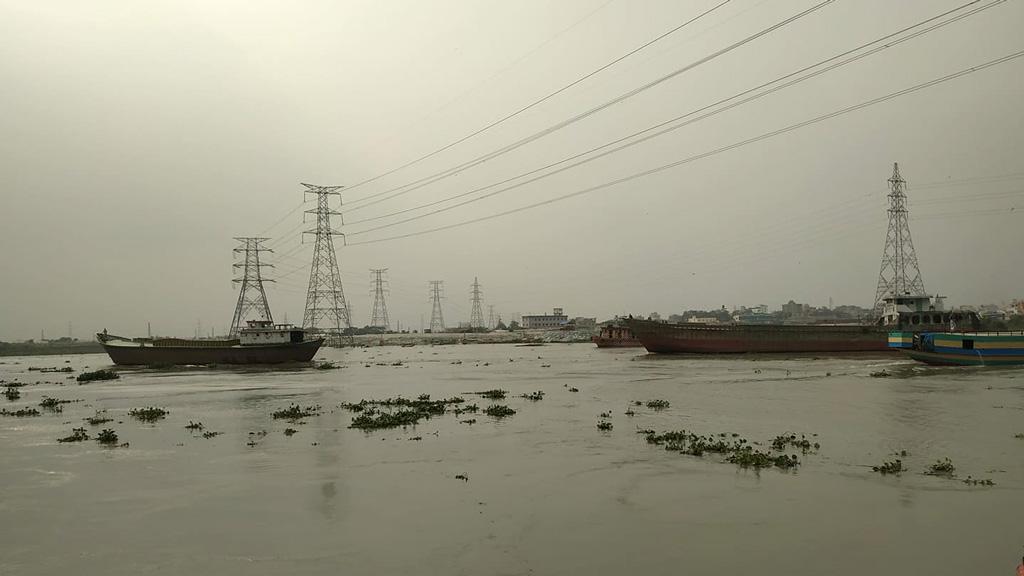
left=97, top=320, right=323, bottom=365
left=626, top=294, right=979, bottom=354
left=593, top=324, right=643, bottom=348
left=889, top=331, right=1024, bottom=366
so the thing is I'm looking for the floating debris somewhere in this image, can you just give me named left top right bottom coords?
left=453, top=403, right=478, bottom=415
left=350, top=409, right=428, bottom=430
left=283, top=428, right=298, bottom=436
left=624, top=408, right=636, bottom=416
left=872, top=459, right=904, bottom=475
left=1, top=407, right=41, bottom=417
left=1014, top=433, right=1024, bottom=439
left=129, top=407, right=169, bottom=422
left=869, top=370, right=890, bottom=378
left=646, top=399, right=670, bottom=410
left=409, top=436, right=422, bottom=441
left=76, top=369, right=119, bottom=383
left=519, top=391, right=545, bottom=401
left=483, top=404, right=515, bottom=418
left=185, top=421, right=204, bottom=430
left=316, top=361, right=341, bottom=370
left=728, top=450, right=799, bottom=470
left=597, top=421, right=613, bottom=431
left=460, top=418, right=477, bottom=425
left=271, top=404, right=321, bottom=421
left=455, top=474, right=469, bottom=482
left=568, top=387, right=579, bottom=393
left=925, top=457, right=956, bottom=477
left=962, top=476, right=995, bottom=486
left=599, top=411, right=611, bottom=418
left=96, top=429, right=119, bottom=445
left=4, top=387, right=20, bottom=401
left=202, top=431, right=222, bottom=439
left=57, top=427, right=89, bottom=443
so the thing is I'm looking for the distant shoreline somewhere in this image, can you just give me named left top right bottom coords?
left=0, top=342, right=103, bottom=357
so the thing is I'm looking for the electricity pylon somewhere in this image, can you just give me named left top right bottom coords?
left=230, top=237, right=274, bottom=336
left=872, top=163, right=926, bottom=314
left=469, top=277, right=485, bottom=329
left=428, top=281, right=445, bottom=333
left=301, top=183, right=352, bottom=344
left=488, top=305, right=496, bottom=330
left=369, top=268, right=390, bottom=330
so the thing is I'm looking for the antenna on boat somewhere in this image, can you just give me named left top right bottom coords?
left=872, top=162, right=925, bottom=315
left=230, top=237, right=275, bottom=336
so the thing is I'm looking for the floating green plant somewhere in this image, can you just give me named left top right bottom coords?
left=728, top=449, right=799, bottom=470
left=4, top=387, right=20, bottom=401
left=39, top=397, right=73, bottom=411
left=185, top=421, right=204, bottom=430
left=483, top=404, right=515, bottom=418
left=646, top=399, right=670, bottom=410
left=568, top=387, right=579, bottom=393
left=520, top=391, right=545, bottom=401
left=202, top=431, right=222, bottom=439
left=872, top=459, right=904, bottom=475
left=597, top=421, right=613, bottom=431
left=96, top=429, right=119, bottom=445
left=129, top=407, right=168, bottom=422
left=350, top=409, right=426, bottom=429
left=455, top=474, right=469, bottom=482
left=643, top=429, right=804, bottom=470
left=76, top=369, right=119, bottom=383
left=272, top=404, right=321, bottom=421
left=57, top=428, right=89, bottom=443
left=460, top=418, right=477, bottom=425
left=926, top=457, right=956, bottom=477
left=316, top=361, right=340, bottom=370
left=1014, top=433, right=1024, bottom=439
left=962, top=476, right=995, bottom=486
left=1, top=407, right=40, bottom=417
left=869, top=370, right=890, bottom=378
left=85, top=412, right=113, bottom=426
left=471, top=389, right=506, bottom=400
left=283, top=428, right=297, bottom=436
left=771, top=433, right=819, bottom=453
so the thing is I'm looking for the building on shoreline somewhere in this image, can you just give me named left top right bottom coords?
left=521, top=308, right=568, bottom=329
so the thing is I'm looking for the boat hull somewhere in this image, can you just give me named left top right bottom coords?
left=99, top=339, right=324, bottom=366
left=625, top=318, right=890, bottom=354
left=592, top=336, right=643, bottom=348
left=902, top=349, right=1024, bottom=366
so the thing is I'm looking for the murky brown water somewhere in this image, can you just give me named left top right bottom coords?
left=1, top=344, right=1022, bottom=575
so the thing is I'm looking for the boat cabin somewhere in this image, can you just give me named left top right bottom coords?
left=877, top=293, right=979, bottom=331
left=238, top=320, right=307, bottom=345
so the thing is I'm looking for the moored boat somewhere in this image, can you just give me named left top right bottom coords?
left=593, top=324, right=643, bottom=348
left=97, top=321, right=323, bottom=365
left=626, top=294, right=978, bottom=354
left=889, top=330, right=1024, bottom=366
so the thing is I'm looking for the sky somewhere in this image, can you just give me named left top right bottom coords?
left=1, top=0, right=1022, bottom=340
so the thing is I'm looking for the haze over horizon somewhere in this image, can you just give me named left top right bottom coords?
left=2, top=0, right=1023, bottom=341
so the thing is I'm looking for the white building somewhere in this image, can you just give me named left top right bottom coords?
left=521, top=308, right=568, bottom=329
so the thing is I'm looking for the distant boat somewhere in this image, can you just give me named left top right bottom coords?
left=592, top=324, right=642, bottom=348
left=96, top=320, right=323, bottom=365
left=626, top=294, right=978, bottom=354
left=889, top=330, right=1024, bottom=366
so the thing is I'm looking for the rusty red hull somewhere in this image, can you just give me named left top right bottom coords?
left=592, top=336, right=643, bottom=348
left=625, top=319, right=892, bottom=354
left=99, top=339, right=324, bottom=365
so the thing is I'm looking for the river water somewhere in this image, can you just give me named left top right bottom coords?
left=1, top=344, right=1022, bottom=575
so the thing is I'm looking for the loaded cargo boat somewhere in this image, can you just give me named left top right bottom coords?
left=96, top=320, right=323, bottom=365
left=625, top=294, right=979, bottom=354
left=889, top=330, right=1024, bottom=366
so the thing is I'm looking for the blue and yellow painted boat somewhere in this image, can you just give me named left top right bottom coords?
left=889, top=331, right=1024, bottom=366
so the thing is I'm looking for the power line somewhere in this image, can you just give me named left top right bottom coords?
left=343, top=0, right=1003, bottom=234
left=341, top=0, right=734, bottom=195
left=343, top=0, right=830, bottom=211
left=345, top=49, right=1024, bottom=247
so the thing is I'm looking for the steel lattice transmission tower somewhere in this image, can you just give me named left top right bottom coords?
left=428, top=281, right=446, bottom=333
left=488, top=305, right=496, bottom=330
left=872, top=163, right=926, bottom=314
left=369, top=268, right=391, bottom=331
left=230, top=237, right=275, bottom=336
left=469, top=277, right=485, bottom=329
left=301, top=183, right=352, bottom=342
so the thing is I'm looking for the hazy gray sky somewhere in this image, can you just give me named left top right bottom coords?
left=2, top=0, right=1022, bottom=340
